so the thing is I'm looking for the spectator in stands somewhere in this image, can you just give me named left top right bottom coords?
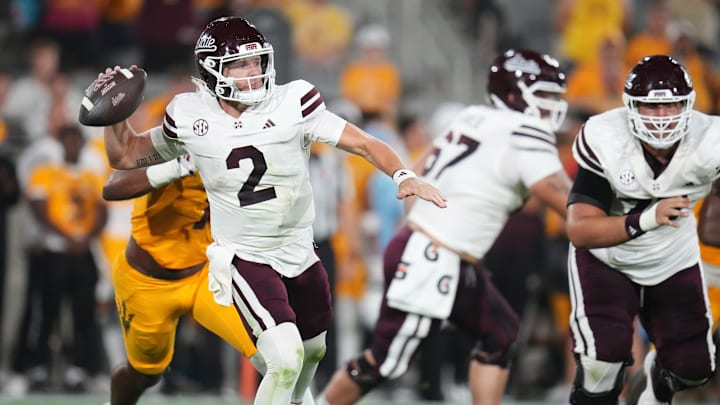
left=565, top=34, right=627, bottom=114
left=283, top=0, right=353, bottom=99
left=2, top=39, right=82, bottom=146
left=669, top=20, right=715, bottom=114
left=555, top=0, right=632, bottom=67
left=668, top=0, right=719, bottom=55
left=309, top=141, right=359, bottom=390
left=0, top=150, right=19, bottom=379
left=25, top=124, right=107, bottom=392
left=624, top=0, right=672, bottom=69
left=340, top=24, right=401, bottom=125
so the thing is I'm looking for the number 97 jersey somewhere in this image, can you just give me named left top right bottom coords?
left=407, top=105, right=563, bottom=260
left=150, top=80, right=345, bottom=277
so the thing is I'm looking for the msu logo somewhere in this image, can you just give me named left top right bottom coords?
left=503, top=53, right=541, bottom=75
left=195, top=34, right=216, bottom=53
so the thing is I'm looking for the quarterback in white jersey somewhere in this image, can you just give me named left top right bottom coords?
left=566, top=55, right=716, bottom=405
left=319, top=49, right=572, bottom=405
left=99, top=16, right=446, bottom=405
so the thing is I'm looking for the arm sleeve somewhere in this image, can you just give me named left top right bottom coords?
left=567, top=167, right=614, bottom=213
left=150, top=126, right=185, bottom=161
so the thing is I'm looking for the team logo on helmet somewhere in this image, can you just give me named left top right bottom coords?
left=624, top=73, right=636, bottom=89
left=503, top=53, right=541, bottom=75
left=195, top=34, right=217, bottom=54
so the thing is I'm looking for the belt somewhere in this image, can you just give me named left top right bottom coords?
left=125, top=236, right=205, bottom=280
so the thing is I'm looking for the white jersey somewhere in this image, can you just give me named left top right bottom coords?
left=572, top=107, right=720, bottom=285
left=150, top=80, right=345, bottom=277
left=407, top=105, right=563, bottom=260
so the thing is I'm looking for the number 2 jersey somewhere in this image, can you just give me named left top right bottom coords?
left=407, top=105, right=564, bottom=260
left=149, top=80, right=345, bottom=277
left=571, top=107, right=720, bottom=285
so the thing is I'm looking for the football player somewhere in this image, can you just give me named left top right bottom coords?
left=98, top=16, right=446, bottom=405
left=566, top=55, right=716, bottom=404
left=102, top=157, right=259, bottom=404
left=318, top=49, right=572, bottom=405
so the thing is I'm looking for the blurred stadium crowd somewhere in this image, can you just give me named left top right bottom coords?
left=0, top=0, right=720, bottom=403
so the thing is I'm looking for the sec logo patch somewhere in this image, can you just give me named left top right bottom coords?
left=193, top=119, right=209, bottom=136
left=619, top=169, right=635, bottom=186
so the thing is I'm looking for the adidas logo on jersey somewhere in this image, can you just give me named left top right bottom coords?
left=262, top=119, right=276, bottom=129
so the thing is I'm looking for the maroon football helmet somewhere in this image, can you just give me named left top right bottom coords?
left=622, top=55, right=695, bottom=149
left=487, top=49, right=567, bottom=130
left=195, top=16, right=276, bottom=105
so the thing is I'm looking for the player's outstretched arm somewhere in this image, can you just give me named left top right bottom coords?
left=103, top=155, right=196, bottom=201
left=336, top=122, right=447, bottom=208
left=529, top=170, right=573, bottom=218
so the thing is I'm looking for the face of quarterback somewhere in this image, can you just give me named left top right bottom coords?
left=223, top=56, right=265, bottom=92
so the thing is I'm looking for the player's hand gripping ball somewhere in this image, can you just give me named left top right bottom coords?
left=78, top=67, right=147, bottom=126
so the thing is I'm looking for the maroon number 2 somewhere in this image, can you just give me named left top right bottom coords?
left=226, top=146, right=277, bottom=207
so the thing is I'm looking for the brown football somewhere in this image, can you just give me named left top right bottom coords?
left=78, top=68, right=147, bottom=127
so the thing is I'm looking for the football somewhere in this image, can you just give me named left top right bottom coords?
left=78, top=67, right=147, bottom=127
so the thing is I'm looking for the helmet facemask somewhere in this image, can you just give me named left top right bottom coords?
left=197, top=43, right=276, bottom=105
left=518, top=80, right=568, bottom=132
left=623, top=90, right=695, bottom=149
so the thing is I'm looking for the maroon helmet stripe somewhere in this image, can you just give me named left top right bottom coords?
left=302, top=97, right=324, bottom=118
left=163, top=122, right=178, bottom=139
left=301, top=87, right=319, bottom=105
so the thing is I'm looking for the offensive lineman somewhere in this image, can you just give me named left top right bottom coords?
left=318, top=49, right=573, bottom=405
left=97, top=16, right=446, bottom=405
left=566, top=55, right=716, bottom=404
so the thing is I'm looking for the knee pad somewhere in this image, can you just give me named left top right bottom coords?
left=345, top=353, right=387, bottom=395
left=302, top=331, right=327, bottom=364
left=471, top=341, right=517, bottom=368
left=256, top=323, right=304, bottom=379
left=569, top=355, right=626, bottom=405
left=651, top=364, right=712, bottom=401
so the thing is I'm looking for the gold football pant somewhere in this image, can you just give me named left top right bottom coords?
left=112, top=248, right=257, bottom=375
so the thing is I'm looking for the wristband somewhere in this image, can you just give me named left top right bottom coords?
left=146, top=159, right=182, bottom=188
left=392, top=169, right=417, bottom=187
left=624, top=212, right=645, bottom=239
left=624, top=202, right=661, bottom=239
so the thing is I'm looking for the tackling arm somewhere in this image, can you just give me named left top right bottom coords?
left=103, top=156, right=195, bottom=201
